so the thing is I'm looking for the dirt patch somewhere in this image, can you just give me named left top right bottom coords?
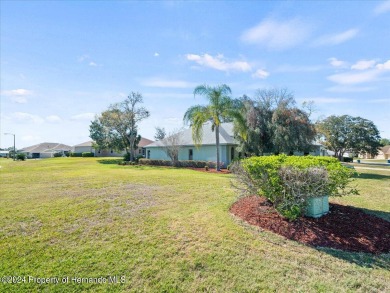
left=189, top=168, right=231, bottom=174
left=230, top=196, right=390, bottom=254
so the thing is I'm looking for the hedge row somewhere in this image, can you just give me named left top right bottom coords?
left=138, top=159, right=217, bottom=168
left=69, top=152, right=95, bottom=157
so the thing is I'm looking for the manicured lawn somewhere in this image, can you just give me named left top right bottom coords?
left=0, top=158, right=389, bottom=292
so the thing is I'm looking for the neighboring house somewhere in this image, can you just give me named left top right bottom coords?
left=74, top=138, right=154, bottom=157
left=360, top=145, right=390, bottom=159
left=20, top=142, right=72, bottom=158
left=145, top=122, right=331, bottom=168
left=73, top=141, right=95, bottom=154
left=0, top=150, right=10, bottom=158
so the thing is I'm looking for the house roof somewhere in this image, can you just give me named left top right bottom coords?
left=73, top=138, right=154, bottom=148
left=380, top=145, right=390, bottom=155
left=20, top=142, right=72, bottom=153
left=73, top=140, right=94, bottom=147
left=138, top=137, right=154, bottom=148
left=145, top=122, right=237, bottom=148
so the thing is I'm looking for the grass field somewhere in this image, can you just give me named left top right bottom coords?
left=0, top=157, right=389, bottom=292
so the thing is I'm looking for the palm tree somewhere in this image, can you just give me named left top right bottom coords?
left=183, top=84, right=237, bottom=171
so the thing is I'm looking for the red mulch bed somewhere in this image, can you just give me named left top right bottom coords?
left=230, top=196, right=390, bottom=254
left=190, top=168, right=231, bottom=174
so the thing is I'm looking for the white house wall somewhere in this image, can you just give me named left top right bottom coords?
left=73, top=146, right=94, bottom=153
left=146, top=145, right=236, bottom=167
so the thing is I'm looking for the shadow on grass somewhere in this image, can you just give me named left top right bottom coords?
left=354, top=172, right=390, bottom=180
left=97, top=159, right=122, bottom=165
left=317, top=247, right=390, bottom=270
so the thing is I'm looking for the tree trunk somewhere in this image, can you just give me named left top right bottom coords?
left=216, top=125, right=220, bottom=171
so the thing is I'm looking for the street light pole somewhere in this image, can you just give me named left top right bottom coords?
left=4, top=133, right=16, bottom=160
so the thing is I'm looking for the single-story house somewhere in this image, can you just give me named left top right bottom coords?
left=145, top=122, right=331, bottom=168
left=359, top=145, right=390, bottom=159
left=20, top=142, right=72, bottom=159
left=0, top=150, right=10, bottom=158
left=73, top=140, right=95, bottom=154
left=145, top=122, right=238, bottom=168
left=73, top=138, right=154, bottom=157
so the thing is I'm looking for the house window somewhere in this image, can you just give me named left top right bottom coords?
left=142, top=148, right=145, bottom=156
left=231, top=147, right=234, bottom=161
left=189, top=149, right=193, bottom=160
left=110, top=149, right=113, bottom=154
left=147, top=150, right=150, bottom=159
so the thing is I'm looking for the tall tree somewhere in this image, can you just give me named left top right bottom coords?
left=183, top=84, right=237, bottom=171
left=89, top=92, right=150, bottom=161
left=316, top=115, right=381, bottom=160
left=234, top=88, right=315, bottom=156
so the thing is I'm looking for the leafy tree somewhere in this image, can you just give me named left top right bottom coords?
left=235, top=88, right=316, bottom=156
left=380, top=138, right=390, bottom=146
left=89, top=92, right=150, bottom=161
left=316, top=115, right=381, bottom=160
left=154, top=127, right=166, bottom=141
left=183, top=84, right=238, bottom=171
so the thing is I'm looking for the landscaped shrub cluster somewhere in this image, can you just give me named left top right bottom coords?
left=82, top=152, right=95, bottom=157
left=138, top=159, right=217, bottom=168
left=16, top=153, right=26, bottom=161
left=53, top=152, right=63, bottom=157
left=231, top=155, right=358, bottom=221
left=70, top=152, right=83, bottom=157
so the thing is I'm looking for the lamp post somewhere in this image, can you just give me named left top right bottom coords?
left=4, top=133, right=16, bottom=160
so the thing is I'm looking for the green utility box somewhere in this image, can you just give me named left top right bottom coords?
left=305, top=196, right=329, bottom=218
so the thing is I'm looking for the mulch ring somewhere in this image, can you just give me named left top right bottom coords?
left=230, top=196, right=390, bottom=254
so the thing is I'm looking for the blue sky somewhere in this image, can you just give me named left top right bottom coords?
left=1, top=1, right=389, bottom=148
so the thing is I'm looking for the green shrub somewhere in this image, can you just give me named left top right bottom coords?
left=82, top=152, right=94, bottom=157
left=16, top=153, right=26, bottom=161
left=53, top=152, right=63, bottom=157
left=123, top=152, right=131, bottom=162
left=232, top=155, right=358, bottom=221
left=343, top=157, right=353, bottom=162
left=70, top=152, right=83, bottom=157
left=138, top=159, right=217, bottom=168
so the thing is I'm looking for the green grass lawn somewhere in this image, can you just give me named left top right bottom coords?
left=0, top=157, right=389, bottom=292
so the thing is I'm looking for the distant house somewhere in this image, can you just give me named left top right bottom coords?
left=73, top=138, right=154, bottom=157
left=0, top=150, right=10, bottom=158
left=145, top=122, right=330, bottom=168
left=73, top=141, right=95, bottom=154
left=20, top=142, right=72, bottom=159
left=359, top=145, right=390, bottom=159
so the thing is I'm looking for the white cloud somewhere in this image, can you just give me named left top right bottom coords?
left=313, top=29, right=359, bottom=46
left=11, top=112, right=44, bottom=124
left=71, top=113, right=95, bottom=121
left=351, top=60, right=377, bottom=70
left=141, top=78, right=196, bottom=88
left=46, top=115, right=62, bottom=123
left=376, top=60, right=390, bottom=70
left=374, top=0, right=390, bottom=14
left=327, top=70, right=380, bottom=85
left=251, top=69, right=270, bottom=79
left=241, top=18, right=312, bottom=50
left=1, top=89, right=32, bottom=96
left=89, top=62, right=98, bottom=66
left=154, top=52, right=160, bottom=57
left=328, top=57, right=348, bottom=68
left=186, top=53, right=251, bottom=72
left=78, top=54, right=89, bottom=62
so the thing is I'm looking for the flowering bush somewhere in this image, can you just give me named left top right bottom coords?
left=231, top=155, right=358, bottom=221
